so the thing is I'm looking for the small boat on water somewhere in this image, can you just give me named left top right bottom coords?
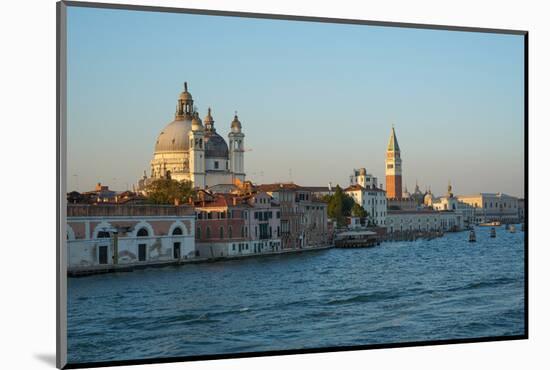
left=509, top=225, right=516, bottom=233
left=490, top=227, right=496, bottom=238
left=469, top=230, right=476, bottom=242
left=480, top=221, right=501, bottom=227
left=334, top=230, right=378, bottom=248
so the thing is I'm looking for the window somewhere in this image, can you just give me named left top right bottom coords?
left=214, top=161, right=219, bottom=169
left=172, top=227, right=183, bottom=235
left=220, top=227, right=224, bottom=239
left=196, top=227, right=201, bottom=239
left=137, top=228, right=149, bottom=237
left=97, top=231, right=110, bottom=238
left=387, top=164, right=394, bottom=169
left=206, top=226, right=211, bottom=239
left=228, top=226, right=233, bottom=238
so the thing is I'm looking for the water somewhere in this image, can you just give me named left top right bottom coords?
left=67, top=225, right=525, bottom=364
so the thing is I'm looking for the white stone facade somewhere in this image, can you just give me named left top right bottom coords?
left=457, top=193, right=520, bottom=223
left=386, top=210, right=464, bottom=233
left=345, top=184, right=388, bottom=227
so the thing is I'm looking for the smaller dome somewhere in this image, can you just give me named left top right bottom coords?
left=204, top=132, right=229, bottom=158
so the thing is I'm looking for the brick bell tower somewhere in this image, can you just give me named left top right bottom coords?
left=385, top=126, right=402, bottom=199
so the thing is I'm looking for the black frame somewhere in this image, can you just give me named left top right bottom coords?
left=56, top=1, right=528, bottom=369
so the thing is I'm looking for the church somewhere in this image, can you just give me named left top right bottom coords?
left=138, top=83, right=246, bottom=192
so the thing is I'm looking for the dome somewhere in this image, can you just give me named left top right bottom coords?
left=154, top=117, right=193, bottom=153
left=191, top=112, right=204, bottom=131
left=179, top=82, right=192, bottom=101
left=231, top=114, right=242, bottom=131
left=204, top=131, right=229, bottom=158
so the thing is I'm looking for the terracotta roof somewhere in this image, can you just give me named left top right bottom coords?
left=257, top=183, right=304, bottom=191
left=303, top=186, right=332, bottom=192
left=344, top=185, right=363, bottom=192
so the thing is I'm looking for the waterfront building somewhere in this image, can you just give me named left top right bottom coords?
left=456, top=193, right=520, bottom=223
left=385, top=126, right=403, bottom=199
left=386, top=209, right=464, bottom=233
left=193, top=190, right=282, bottom=258
left=432, top=182, right=458, bottom=211
left=431, top=182, right=475, bottom=227
left=139, top=82, right=246, bottom=191
left=344, top=184, right=387, bottom=227
left=257, top=183, right=329, bottom=249
left=66, top=204, right=196, bottom=272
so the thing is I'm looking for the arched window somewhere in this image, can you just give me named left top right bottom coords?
left=172, top=227, right=183, bottom=235
left=206, top=226, right=211, bottom=239
left=228, top=226, right=233, bottom=238
left=137, top=228, right=149, bottom=237
left=97, top=231, right=111, bottom=238
left=220, top=227, right=224, bottom=239
left=241, top=226, right=245, bottom=237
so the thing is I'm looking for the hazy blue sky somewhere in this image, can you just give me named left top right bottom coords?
left=67, top=6, right=524, bottom=197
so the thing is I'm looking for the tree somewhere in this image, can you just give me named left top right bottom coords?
left=351, top=202, right=367, bottom=218
left=145, top=178, right=195, bottom=205
left=325, top=185, right=356, bottom=227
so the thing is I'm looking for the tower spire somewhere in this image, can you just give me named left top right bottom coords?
left=387, top=125, right=400, bottom=152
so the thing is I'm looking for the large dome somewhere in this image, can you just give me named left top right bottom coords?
left=204, top=131, right=229, bottom=158
left=154, top=117, right=192, bottom=153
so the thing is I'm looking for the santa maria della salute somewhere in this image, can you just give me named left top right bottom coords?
left=138, top=82, right=246, bottom=192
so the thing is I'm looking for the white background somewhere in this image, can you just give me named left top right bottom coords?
left=0, top=0, right=547, bottom=369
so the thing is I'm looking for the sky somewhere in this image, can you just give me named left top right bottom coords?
left=66, top=6, right=525, bottom=197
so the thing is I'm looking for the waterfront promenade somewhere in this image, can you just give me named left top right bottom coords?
left=68, top=244, right=333, bottom=277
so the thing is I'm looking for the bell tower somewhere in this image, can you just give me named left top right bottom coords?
left=228, top=112, right=245, bottom=183
left=189, top=112, right=206, bottom=188
left=385, top=126, right=402, bottom=199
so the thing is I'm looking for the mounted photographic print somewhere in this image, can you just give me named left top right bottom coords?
left=56, top=1, right=528, bottom=368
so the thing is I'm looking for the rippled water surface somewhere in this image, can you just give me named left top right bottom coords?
left=67, top=226, right=525, bottom=363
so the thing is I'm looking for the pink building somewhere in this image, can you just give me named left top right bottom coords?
left=194, top=190, right=282, bottom=258
left=66, top=204, right=196, bottom=273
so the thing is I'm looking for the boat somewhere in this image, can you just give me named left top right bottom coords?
left=334, top=230, right=378, bottom=248
left=480, top=221, right=501, bottom=227
left=509, top=225, right=516, bottom=233
left=469, top=230, right=476, bottom=242
left=490, top=227, right=496, bottom=238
